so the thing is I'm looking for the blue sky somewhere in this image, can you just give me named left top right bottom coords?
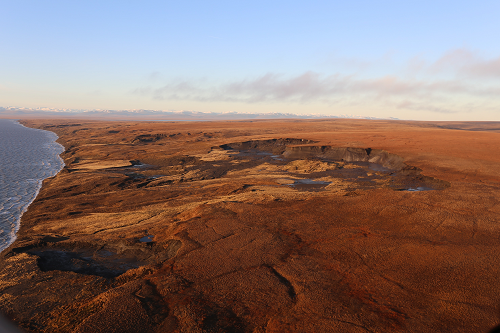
left=1, top=0, right=500, bottom=120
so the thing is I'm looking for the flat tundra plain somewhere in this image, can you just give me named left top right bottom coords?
left=1, top=118, right=500, bottom=333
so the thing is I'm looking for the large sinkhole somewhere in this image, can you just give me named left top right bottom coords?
left=215, top=139, right=450, bottom=192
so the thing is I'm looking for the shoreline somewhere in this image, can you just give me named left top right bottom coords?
left=1, top=118, right=500, bottom=332
left=0, top=120, right=65, bottom=253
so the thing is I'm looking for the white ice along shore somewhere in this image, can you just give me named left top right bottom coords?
left=0, top=120, right=65, bottom=252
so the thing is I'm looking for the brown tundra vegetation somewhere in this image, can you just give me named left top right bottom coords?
left=1, top=118, right=500, bottom=332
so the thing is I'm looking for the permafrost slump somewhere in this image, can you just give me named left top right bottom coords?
left=217, top=139, right=449, bottom=192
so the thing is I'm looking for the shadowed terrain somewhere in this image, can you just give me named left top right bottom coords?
left=1, top=118, right=500, bottom=332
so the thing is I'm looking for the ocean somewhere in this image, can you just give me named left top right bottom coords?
left=0, top=119, right=64, bottom=252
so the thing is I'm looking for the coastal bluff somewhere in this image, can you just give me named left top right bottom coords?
left=1, top=118, right=500, bottom=332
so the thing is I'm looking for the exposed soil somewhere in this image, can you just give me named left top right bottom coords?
left=1, top=118, right=500, bottom=333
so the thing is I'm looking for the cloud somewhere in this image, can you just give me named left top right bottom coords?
left=221, top=72, right=344, bottom=103
left=139, top=71, right=499, bottom=105
left=132, top=49, right=500, bottom=115
left=468, top=57, right=500, bottom=78
left=394, top=100, right=459, bottom=114
left=430, top=48, right=500, bottom=78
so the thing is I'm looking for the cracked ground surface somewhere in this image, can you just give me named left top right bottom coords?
left=1, top=118, right=500, bottom=332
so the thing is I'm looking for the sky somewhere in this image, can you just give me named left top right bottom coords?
left=1, top=0, right=500, bottom=121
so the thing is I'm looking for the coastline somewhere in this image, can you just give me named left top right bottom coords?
left=1, top=118, right=500, bottom=332
left=0, top=120, right=65, bottom=253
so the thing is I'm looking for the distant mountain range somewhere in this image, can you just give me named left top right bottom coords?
left=0, top=107, right=398, bottom=121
